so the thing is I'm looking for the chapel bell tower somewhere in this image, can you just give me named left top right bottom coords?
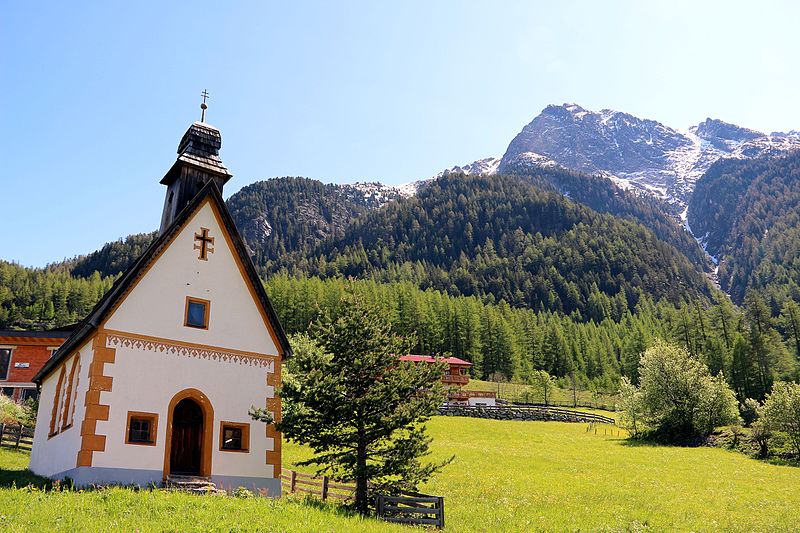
left=159, top=92, right=232, bottom=234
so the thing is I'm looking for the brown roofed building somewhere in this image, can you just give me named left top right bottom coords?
left=399, top=355, right=496, bottom=406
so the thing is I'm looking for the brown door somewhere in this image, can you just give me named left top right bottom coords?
left=169, top=398, right=204, bottom=475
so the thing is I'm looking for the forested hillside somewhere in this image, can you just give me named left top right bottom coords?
left=274, top=173, right=713, bottom=315
left=65, top=232, right=157, bottom=278
left=227, top=177, right=388, bottom=267
left=266, top=275, right=798, bottom=400
left=6, top=156, right=800, bottom=398
left=505, top=163, right=709, bottom=267
left=0, top=261, right=116, bottom=329
left=688, top=151, right=800, bottom=305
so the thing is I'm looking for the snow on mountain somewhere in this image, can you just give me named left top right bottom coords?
left=320, top=104, right=800, bottom=217
left=497, top=104, right=800, bottom=211
left=435, top=156, right=502, bottom=178
left=345, top=182, right=407, bottom=208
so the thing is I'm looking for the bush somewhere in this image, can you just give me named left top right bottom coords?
left=751, top=419, right=772, bottom=458
left=619, top=341, right=739, bottom=440
left=740, top=398, right=761, bottom=427
left=761, top=381, right=800, bottom=457
left=617, top=377, right=645, bottom=437
left=0, top=395, right=29, bottom=425
left=232, top=487, right=254, bottom=498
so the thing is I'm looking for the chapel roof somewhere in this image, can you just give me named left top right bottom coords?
left=33, top=182, right=292, bottom=383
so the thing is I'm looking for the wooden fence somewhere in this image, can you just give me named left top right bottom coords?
left=0, top=424, right=34, bottom=451
left=376, top=491, right=445, bottom=529
left=281, top=468, right=445, bottom=528
left=280, top=468, right=356, bottom=502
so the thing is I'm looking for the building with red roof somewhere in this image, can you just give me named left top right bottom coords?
left=0, top=329, right=73, bottom=402
left=399, top=355, right=495, bottom=406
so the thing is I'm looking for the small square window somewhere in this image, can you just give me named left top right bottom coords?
left=220, top=422, right=250, bottom=452
left=185, top=297, right=210, bottom=329
left=223, top=427, right=242, bottom=449
left=21, top=388, right=38, bottom=402
left=126, top=411, right=158, bottom=445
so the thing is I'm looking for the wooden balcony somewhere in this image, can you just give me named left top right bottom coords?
left=448, top=389, right=496, bottom=400
left=442, top=374, right=469, bottom=385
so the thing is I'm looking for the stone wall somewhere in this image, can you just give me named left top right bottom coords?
left=438, top=405, right=614, bottom=424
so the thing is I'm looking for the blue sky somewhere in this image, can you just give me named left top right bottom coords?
left=3, top=1, right=799, bottom=267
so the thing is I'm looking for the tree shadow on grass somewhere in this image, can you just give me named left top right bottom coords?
left=617, top=433, right=800, bottom=468
left=286, top=493, right=366, bottom=519
left=0, top=449, right=52, bottom=490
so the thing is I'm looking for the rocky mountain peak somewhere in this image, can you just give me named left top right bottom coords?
left=691, top=118, right=764, bottom=150
left=489, top=103, right=800, bottom=211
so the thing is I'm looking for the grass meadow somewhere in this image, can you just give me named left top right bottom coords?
left=464, top=379, right=619, bottom=409
left=4, top=417, right=800, bottom=531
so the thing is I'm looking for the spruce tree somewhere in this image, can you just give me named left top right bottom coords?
left=275, top=294, right=451, bottom=514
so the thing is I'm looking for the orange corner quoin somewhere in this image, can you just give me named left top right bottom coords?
left=26, top=109, right=291, bottom=497
left=265, top=362, right=282, bottom=475
left=77, top=332, right=115, bottom=467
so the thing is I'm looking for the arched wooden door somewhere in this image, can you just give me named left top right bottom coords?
left=163, top=388, right=214, bottom=479
left=170, top=398, right=204, bottom=475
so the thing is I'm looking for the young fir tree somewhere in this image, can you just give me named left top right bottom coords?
left=273, top=294, right=451, bottom=515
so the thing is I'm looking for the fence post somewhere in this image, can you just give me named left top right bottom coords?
left=438, top=495, right=445, bottom=529
left=376, top=494, right=384, bottom=518
left=290, top=470, right=297, bottom=493
left=15, top=425, right=23, bottom=449
left=0, top=423, right=4, bottom=446
left=321, top=475, right=329, bottom=501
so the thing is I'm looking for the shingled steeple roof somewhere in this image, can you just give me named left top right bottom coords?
left=158, top=120, right=234, bottom=234
left=161, top=122, right=232, bottom=186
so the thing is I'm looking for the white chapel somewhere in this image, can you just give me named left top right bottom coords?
left=29, top=110, right=291, bottom=496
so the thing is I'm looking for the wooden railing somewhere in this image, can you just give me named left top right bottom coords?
left=376, top=491, right=445, bottom=529
left=449, top=390, right=496, bottom=399
left=0, top=424, right=34, bottom=451
left=280, top=468, right=356, bottom=502
left=442, top=374, right=469, bottom=385
left=281, top=468, right=445, bottom=528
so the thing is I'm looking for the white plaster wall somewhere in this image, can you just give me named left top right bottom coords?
left=468, top=397, right=496, bottom=406
left=93, top=343, right=275, bottom=479
left=29, top=341, right=92, bottom=477
left=104, top=201, right=278, bottom=356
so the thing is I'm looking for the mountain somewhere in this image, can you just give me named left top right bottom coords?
left=227, top=177, right=399, bottom=267
left=44, top=102, right=800, bottom=315
left=687, top=151, right=800, bottom=304
left=436, top=157, right=502, bottom=178
left=440, top=103, right=800, bottom=212
left=505, top=165, right=709, bottom=268
left=273, top=173, right=714, bottom=315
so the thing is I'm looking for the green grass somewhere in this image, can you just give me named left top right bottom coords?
left=465, top=379, right=619, bottom=410
left=0, top=448, right=400, bottom=533
left=5, top=417, right=800, bottom=531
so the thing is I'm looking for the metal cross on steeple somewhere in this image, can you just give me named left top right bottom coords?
left=200, top=89, right=210, bottom=122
